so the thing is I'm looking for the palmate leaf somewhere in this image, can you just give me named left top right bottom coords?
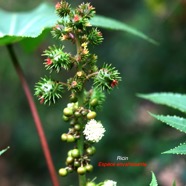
left=163, top=143, right=186, bottom=155
left=0, top=3, right=57, bottom=45
left=150, top=172, right=158, bottom=186
left=0, top=3, right=157, bottom=46
left=150, top=113, right=186, bottom=134
left=138, top=93, right=186, bottom=113
left=90, top=15, right=158, bottom=45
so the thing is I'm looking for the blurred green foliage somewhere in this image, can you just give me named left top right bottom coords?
left=1, top=0, right=186, bottom=185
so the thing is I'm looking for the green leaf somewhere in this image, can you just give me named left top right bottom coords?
left=138, top=93, right=186, bottom=113
left=163, top=143, right=186, bottom=155
left=150, top=172, right=158, bottom=186
left=90, top=15, right=158, bottom=45
left=0, top=3, right=157, bottom=46
left=0, top=146, right=10, bottom=156
left=0, top=3, right=58, bottom=45
left=150, top=113, right=186, bottom=134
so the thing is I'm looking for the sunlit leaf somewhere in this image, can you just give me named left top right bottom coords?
left=90, top=15, right=158, bottom=45
left=163, top=143, right=186, bottom=155
left=0, top=3, right=57, bottom=45
left=150, top=172, right=158, bottom=186
left=0, top=146, right=10, bottom=156
left=0, top=3, right=157, bottom=46
left=150, top=113, right=186, bottom=134
left=138, top=93, right=186, bottom=113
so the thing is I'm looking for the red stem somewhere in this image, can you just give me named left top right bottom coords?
left=6, top=44, right=59, bottom=186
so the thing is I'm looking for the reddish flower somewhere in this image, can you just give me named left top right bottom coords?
left=39, top=97, right=45, bottom=104
left=45, top=58, right=53, bottom=65
left=71, top=81, right=77, bottom=87
left=73, top=14, right=80, bottom=22
left=55, top=2, right=61, bottom=10
left=111, top=80, right=118, bottom=88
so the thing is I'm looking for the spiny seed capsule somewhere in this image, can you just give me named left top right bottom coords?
left=61, top=133, right=68, bottom=141
left=67, top=134, right=75, bottom=142
left=87, top=111, right=96, bottom=119
left=71, top=149, right=80, bottom=158
left=59, top=168, right=68, bottom=176
left=77, top=166, right=86, bottom=175
left=63, top=107, right=73, bottom=116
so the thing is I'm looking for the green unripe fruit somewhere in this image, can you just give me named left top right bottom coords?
left=59, top=168, right=68, bottom=176
left=63, top=115, right=69, bottom=122
left=66, top=156, right=74, bottom=164
left=71, top=149, right=80, bottom=158
left=74, top=124, right=81, bottom=131
left=68, top=150, right=72, bottom=157
left=67, top=134, right=75, bottom=142
left=86, top=146, right=96, bottom=155
left=87, top=111, right=96, bottom=119
left=86, top=182, right=96, bottom=186
left=85, top=164, right=93, bottom=172
left=77, top=166, right=86, bottom=175
left=90, top=98, right=98, bottom=107
left=63, top=107, right=73, bottom=116
left=61, top=133, right=68, bottom=141
left=74, top=161, right=80, bottom=167
left=75, top=111, right=81, bottom=117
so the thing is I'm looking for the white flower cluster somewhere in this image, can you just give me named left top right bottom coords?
left=83, top=119, right=105, bottom=143
left=41, top=83, right=52, bottom=92
left=103, top=180, right=117, bottom=186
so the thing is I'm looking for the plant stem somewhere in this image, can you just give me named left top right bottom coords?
left=77, top=90, right=86, bottom=186
left=6, top=44, right=59, bottom=186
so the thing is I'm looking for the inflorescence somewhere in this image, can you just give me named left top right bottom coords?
left=34, top=1, right=120, bottom=185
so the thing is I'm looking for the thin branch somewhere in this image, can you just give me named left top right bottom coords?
left=6, top=44, right=59, bottom=186
left=86, top=71, right=98, bottom=79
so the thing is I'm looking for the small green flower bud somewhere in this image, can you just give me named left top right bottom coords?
left=87, top=111, right=96, bottom=119
left=85, top=164, right=93, bottom=172
left=59, top=168, right=68, bottom=176
left=61, top=133, right=68, bottom=141
left=71, top=149, right=80, bottom=158
left=77, top=166, right=86, bottom=175
left=74, top=124, right=81, bottom=131
left=67, top=134, right=75, bottom=142
left=66, top=156, right=74, bottom=164
left=63, top=107, right=73, bottom=116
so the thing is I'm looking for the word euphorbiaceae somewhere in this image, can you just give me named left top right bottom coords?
left=35, top=1, right=121, bottom=186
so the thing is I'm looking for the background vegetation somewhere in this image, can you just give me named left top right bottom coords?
left=1, top=0, right=186, bottom=185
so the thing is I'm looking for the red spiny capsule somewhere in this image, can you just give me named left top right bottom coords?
left=55, top=2, right=61, bottom=10
left=39, top=97, right=45, bottom=104
left=73, top=15, right=80, bottom=22
left=45, top=58, right=53, bottom=65
left=111, top=80, right=118, bottom=88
